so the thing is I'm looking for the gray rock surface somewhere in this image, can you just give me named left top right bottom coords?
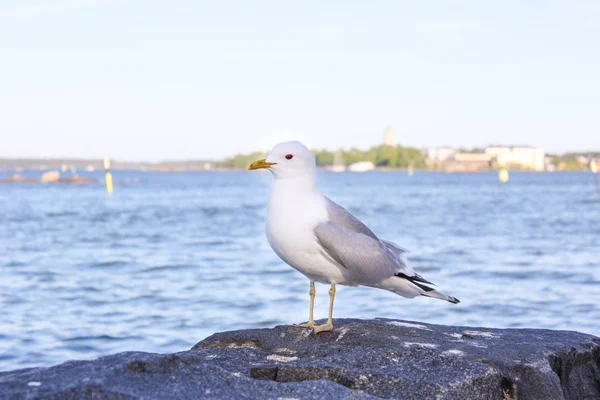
left=1, top=318, right=599, bottom=399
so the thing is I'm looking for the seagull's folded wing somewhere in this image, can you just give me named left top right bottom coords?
left=314, top=221, right=411, bottom=285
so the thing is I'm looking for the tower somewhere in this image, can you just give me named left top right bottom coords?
left=383, top=126, right=396, bottom=146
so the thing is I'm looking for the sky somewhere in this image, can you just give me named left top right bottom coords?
left=1, top=0, right=599, bottom=161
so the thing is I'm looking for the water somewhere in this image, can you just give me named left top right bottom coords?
left=1, top=170, right=599, bottom=371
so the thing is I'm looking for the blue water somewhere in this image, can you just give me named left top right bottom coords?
left=1, top=170, right=599, bottom=371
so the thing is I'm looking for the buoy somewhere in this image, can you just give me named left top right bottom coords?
left=591, top=160, right=600, bottom=195
left=499, top=168, right=509, bottom=183
left=104, top=157, right=114, bottom=194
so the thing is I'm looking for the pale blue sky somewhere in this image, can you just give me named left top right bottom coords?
left=1, top=0, right=599, bottom=161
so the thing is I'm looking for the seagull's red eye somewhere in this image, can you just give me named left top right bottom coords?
left=285, top=154, right=293, bottom=160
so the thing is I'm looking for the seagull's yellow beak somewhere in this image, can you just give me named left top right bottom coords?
left=248, top=159, right=276, bottom=170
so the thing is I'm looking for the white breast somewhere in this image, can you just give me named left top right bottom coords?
left=265, top=178, right=346, bottom=284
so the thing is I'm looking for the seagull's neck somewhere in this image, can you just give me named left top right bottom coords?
left=269, top=174, right=319, bottom=205
left=268, top=173, right=326, bottom=228
left=271, top=173, right=316, bottom=193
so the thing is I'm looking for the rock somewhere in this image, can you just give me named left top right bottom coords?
left=1, top=319, right=598, bottom=400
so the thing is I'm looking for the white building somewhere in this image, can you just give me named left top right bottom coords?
left=485, top=146, right=545, bottom=171
left=427, top=147, right=456, bottom=162
left=383, top=126, right=396, bottom=146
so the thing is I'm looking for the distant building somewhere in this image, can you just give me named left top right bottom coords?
left=485, top=146, right=545, bottom=171
left=382, top=126, right=396, bottom=146
left=453, top=153, right=492, bottom=163
left=431, top=152, right=491, bottom=172
left=426, top=145, right=546, bottom=172
left=576, top=155, right=589, bottom=165
left=544, top=156, right=557, bottom=172
left=452, top=153, right=493, bottom=171
left=427, top=147, right=456, bottom=162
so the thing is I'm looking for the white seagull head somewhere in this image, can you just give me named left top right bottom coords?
left=248, top=141, right=316, bottom=179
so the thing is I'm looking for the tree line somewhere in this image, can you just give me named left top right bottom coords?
left=220, top=145, right=427, bottom=169
left=548, top=152, right=600, bottom=171
left=220, top=148, right=599, bottom=171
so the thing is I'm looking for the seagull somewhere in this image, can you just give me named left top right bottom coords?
left=249, top=141, right=460, bottom=334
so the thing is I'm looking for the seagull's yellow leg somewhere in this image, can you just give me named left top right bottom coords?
left=294, top=281, right=316, bottom=328
left=314, top=284, right=336, bottom=334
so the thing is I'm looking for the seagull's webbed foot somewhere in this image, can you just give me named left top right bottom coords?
left=294, top=321, right=316, bottom=329
left=313, top=323, right=333, bottom=334
left=313, top=284, right=336, bottom=334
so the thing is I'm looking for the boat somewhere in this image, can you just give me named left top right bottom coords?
left=348, top=161, right=375, bottom=172
left=327, top=151, right=346, bottom=172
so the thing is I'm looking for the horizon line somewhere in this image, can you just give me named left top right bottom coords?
left=3, top=147, right=600, bottom=164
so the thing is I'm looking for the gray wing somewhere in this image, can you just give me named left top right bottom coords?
left=315, top=198, right=414, bottom=285
left=324, top=197, right=378, bottom=240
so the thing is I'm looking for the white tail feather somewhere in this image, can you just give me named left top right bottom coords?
left=371, top=276, right=460, bottom=304
left=422, top=289, right=460, bottom=304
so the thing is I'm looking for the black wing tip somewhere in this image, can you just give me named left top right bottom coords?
left=396, top=273, right=460, bottom=303
left=396, top=273, right=435, bottom=292
left=395, top=272, right=435, bottom=286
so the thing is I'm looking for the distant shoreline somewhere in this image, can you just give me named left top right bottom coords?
left=1, top=152, right=596, bottom=173
left=0, top=167, right=592, bottom=174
